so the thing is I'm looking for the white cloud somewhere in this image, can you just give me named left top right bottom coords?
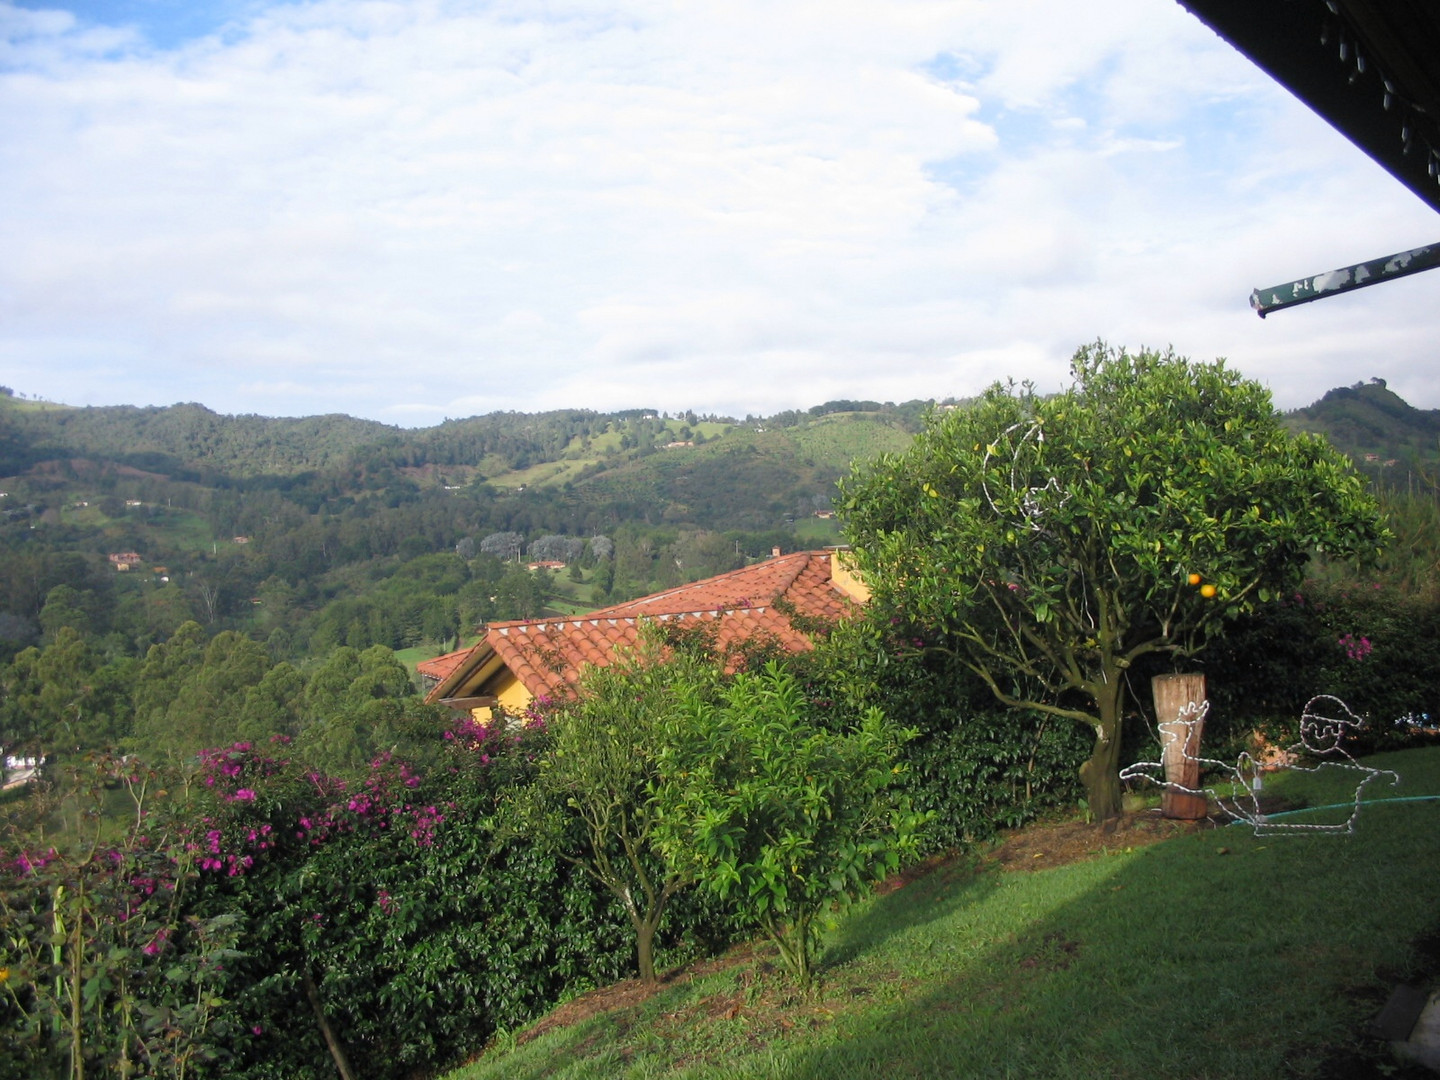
left=0, top=0, right=1435, bottom=426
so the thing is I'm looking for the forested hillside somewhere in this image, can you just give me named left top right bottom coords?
left=0, top=378, right=1430, bottom=681
left=0, top=391, right=923, bottom=678
left=1285, top=377, right=1440, bottom=491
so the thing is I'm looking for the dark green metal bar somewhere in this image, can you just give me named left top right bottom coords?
left=1250, top=240, right=1440, bottom=317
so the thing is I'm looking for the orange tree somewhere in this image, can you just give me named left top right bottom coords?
left=652, top=661, right=925, bottom=987
left=839, top=343, right=1387, bottom=820
left=508, top=640, right=717, bottom=987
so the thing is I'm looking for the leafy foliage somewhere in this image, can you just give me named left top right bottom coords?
left=791, top=618, right=1091, bottom=849
left=654, top=662, right=925, bottom=986
left=1200, top=578, right=1440, bottom=756
left=2, top=717, right=747, bottom=1080
left=0, top=753, right=237, bottom=1080
left=840, top=343, right=1388, bottom=819
left=510, top=637, right=722, bottom=984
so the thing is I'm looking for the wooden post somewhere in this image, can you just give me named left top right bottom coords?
left=1152, top=673, right=1208, bottom=820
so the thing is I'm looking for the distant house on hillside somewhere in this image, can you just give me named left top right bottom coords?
left=108, top=552, right=142, bottom=571
left=2, top=754, right=44, bottom=790
left=419, top=548, right=870, bottom=720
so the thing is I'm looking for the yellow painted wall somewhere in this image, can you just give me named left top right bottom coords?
left=468, top=667, right=534, bottom=722
left=830, top=548, right=871, bottom=603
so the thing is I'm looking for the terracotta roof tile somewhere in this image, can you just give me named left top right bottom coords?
left=424, top=551, right=862, bottom=706
left=415, top=646, right=474, bottom=683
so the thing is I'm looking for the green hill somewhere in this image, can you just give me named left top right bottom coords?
left=0, top=395, right=396, bottom=478
left=555, top=416, right=915, bottom=531
left=3, top=377, right=1431, bottom=668
left=1286, top=378, right=1440, bottom=480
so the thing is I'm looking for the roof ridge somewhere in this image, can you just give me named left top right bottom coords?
left=425, top=551, right=855, bottom=707
left=577, top=550, right=826, bottom=618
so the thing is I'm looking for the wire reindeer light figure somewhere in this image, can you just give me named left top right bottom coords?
left=979, top=418, right=1071, bottom=533
left=978, top=417, right=1096, bottom=636
left=1120, top=695, right=1400, bottom=835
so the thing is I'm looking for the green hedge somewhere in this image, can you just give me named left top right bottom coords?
left=1198, top=580, right=1440, bottom=756
left=0, top=724, right=749, bottom=1080
left=790, top=623, right=1090, bottom=853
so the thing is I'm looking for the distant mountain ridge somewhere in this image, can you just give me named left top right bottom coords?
left=0, top=398, right=395, bottom=479
left=1284, top=379, right=1440, bottom=473
left=0, top=391, right=928, bottom=534
left=2, top=379, right=1432, bottom=502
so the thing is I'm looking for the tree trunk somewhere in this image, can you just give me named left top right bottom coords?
left=1152, top=673, right=1208, bottom=820
left=303, top=966, right=357, bottom=1080
left=634, top=915, right=657, bottom=985
left=1079, top=678, right=1125, bottom=821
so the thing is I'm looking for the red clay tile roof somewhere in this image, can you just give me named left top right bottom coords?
left=415, top=646, right=474, bottom=684
left=426, top=550, right=859, bottom=705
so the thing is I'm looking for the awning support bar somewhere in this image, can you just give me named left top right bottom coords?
left=1251, top=241, right=1440, bottom=317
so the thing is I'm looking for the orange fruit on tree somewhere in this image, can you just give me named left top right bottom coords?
left=1200, top=583, right=1217, bottom=598
left=1187, top=573, right=1202, bottom=586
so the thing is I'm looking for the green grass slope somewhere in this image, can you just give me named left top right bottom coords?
left=554, top=417, right=914, bottom=531
left=781, top=412, right=915, bottom=471
left=448, top=746, right=1440, bottom=1080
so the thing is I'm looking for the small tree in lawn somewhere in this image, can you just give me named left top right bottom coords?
left=511, top=630, right=720, bottom=985
left=839, top=343, right=1387, bottom=821
left=653, top=661, right=925, bottom=987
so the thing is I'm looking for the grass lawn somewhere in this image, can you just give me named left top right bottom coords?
left=791, top=518, right=842, bottom=545
left=546, top=568, right=600, bottom=616
left=395, top=637, right=482, bottom=674
left=446, top=746, right=1440, bottom=1080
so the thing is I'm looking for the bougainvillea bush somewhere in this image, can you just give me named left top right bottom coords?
left=2, top=709, right=745, bottom=1080
left=0, top=753, right=238, bottom=1080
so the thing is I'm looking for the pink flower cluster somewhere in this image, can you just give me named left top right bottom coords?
left=142, top=926, right=171, bottom=957
left=188, top=743, right=458, bottom=878
left=11, top=848, right=56, bottom=876
left=444, top=709, right=548, bottom=768
left=195, top=822, right=273, bottom=876
left=443, top=714, right=506, bottom=749
left=1338, top=633, right=1373, bottom=661
left=408, top=804, right=444, bottom=846
left=198, top=742, right=288, bottom=794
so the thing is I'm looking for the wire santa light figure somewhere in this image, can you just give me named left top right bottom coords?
left=1120, top=695, right=1400, bottom=835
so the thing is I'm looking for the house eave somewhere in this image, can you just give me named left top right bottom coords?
left=1177, top=0, right=1440, bottom=215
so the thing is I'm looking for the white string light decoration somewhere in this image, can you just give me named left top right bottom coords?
left=1394, top=711, right=1439, bottom=735
left=979, top=419, right=1070, bottom=533
left=1119, top=695, right=1401, bottom=836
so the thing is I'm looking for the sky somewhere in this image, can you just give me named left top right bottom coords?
left=1, top=0, right=1436, bottom=427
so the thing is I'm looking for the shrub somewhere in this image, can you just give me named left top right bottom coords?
left=654, top=662, right=926, bottom=986
left=790, top=618, right=1089, bottom=852
left=1202, top=579, right=1440, bottom=755
left=507, top=638, right=724, bottom=985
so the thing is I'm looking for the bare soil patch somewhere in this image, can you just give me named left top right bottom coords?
left=514, top=942, right=771, bottom=1047
left=985, top=809, right=1214, bottom=871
